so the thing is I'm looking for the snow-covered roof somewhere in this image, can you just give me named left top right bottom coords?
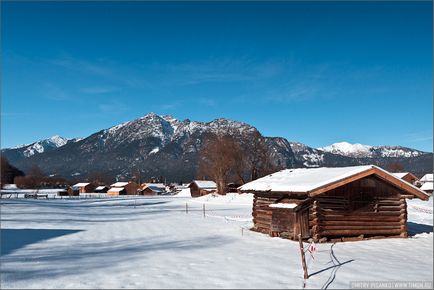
left=190, top=180, right=217, bottom=189
left=108, top=187, right=125, bottom=192
left=2, top=184, right=18, bottom=189
left=392, top=172, right=409, bottom=179
left=269, top=203, right=298, bottom=209
left=95, top=186, right=108, bottom=190
left=420, top=174, right=433, bottom=183
left=145, top=186, right=164, bottom=193
left=73, top=183, right=90, bottom=187
left=239, top=165, right=429, bottom=199
left=111, top=182, right=129, bottom=187
left=420, top=182, right=433, bottom=191
left=146, top=183, right=165, bottom=188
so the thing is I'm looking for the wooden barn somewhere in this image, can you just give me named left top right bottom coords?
left=71, top=183, right=96, bottom=194
left=108, top=181, right=139, bottom=196
left=138, top=183, right=166, bottom=195
left=392, top=172, right=418, bottom=185
left=189, top=180, right=217, bottom=197
left=239, top=165, right=429, bottom=242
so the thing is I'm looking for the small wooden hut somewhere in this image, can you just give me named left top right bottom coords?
left=189, top=180, right=217, bottom=197
left=239, top=165, right=429, bottom=242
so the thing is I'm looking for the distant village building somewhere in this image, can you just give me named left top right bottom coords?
left=189, top=180, right=217, bottom=197
left=419, top=173, right=433, bottom=194
left=239, top=165, right=428, bottom=242
left=72, top=183, right=96, bottom=194
left=139, top=183, right=166, bottom=195
left=108, top=181, right=138, bottom=196
left=94, top=186, right=109, bottom=193
left=392, top=172, right=418, bottom=185
left=107, top=187, right=126, bottom=196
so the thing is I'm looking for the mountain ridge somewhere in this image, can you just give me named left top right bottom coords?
left=2, top=113, right=432, bottom=181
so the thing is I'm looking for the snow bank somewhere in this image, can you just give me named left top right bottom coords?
left=174, top=188, right=191, bottom=197
left=193, top=192, right=254, bottom=206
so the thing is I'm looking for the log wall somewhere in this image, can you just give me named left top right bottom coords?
left=311, top=176, right=408, bottom=241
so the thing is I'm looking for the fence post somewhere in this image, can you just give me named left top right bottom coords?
left=298, top=234, right=309, bottom=280
left=203, top=204, right=205, bottom=218
left=185, top=203, right=188, bottom=214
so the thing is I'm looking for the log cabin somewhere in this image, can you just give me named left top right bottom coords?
left=189, top=180, right=217, bottom=197
left=238, top=165, right=429, bottom=242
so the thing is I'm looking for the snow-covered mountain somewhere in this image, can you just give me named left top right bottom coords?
left=2, top=113, right=432, bottom=180
left=319, top=141, right=426, bottom=158
left=2, top=135, right=80, bottom=159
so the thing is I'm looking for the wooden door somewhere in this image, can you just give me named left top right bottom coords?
left=296, top=207, right=310, bottom=239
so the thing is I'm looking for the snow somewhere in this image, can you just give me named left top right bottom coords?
left=149, top=147, right=160, bottom=155
left=193, top=192, right=254, bottom=206
left=319, top=142, right=425, bottom=158
left=0, top=194, right=432, bottom=289
left=72, top=183, right=90, bottom=187
left=2, top=184, right=18, bottom=190
left=20, top=135, right=69, bottom=157
left=320, top=142, right=373, bottom=158
left=420, top=182, right=433, bottom=192
left=269, top=203, right=298, bottom=209
left=107, top=187, right=125, bottom=192
left=239, top=165, right=428, bottom=199
left=175, top=188, right=192, bottom=197
left=110, top=182, right=129, bottom=187
left=393, top=172, right=409, bottom=179
left=420, top=174, right=433, bottom=183
left=239, top=165, right=374, bottom=192
left=95, top=186, right=107, bottom=191
left=191, top=180, right=217, bottom=189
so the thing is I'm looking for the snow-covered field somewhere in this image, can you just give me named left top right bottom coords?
left=1, top=194, right=432, bottom=289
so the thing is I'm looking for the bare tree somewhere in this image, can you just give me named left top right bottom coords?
left=387, top=162, right=404, bottom=173
left=198, top=134, right=242, bottom=194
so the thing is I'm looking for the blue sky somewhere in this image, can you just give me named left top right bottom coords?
left=2, top=1, right=432, bottom=151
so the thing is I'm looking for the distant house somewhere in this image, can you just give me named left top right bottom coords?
left=107, top=187, right=126, bottom=196
left=108, top=181, right=139, bottom=195
left=420, top=182, right=433, bottom=194
left=392, top=172, right=418, bottom=185
left=420, top=173, right=433, bottom=183
left=188, top=180, right=217, bottom=197
left=72, top=183, right=96, bottom=194
left=239, top=165, right=428, bottom=242
left=94, top=186, right=109, bottom=193
left=419, top=173, right=433, bottom=195
left=139, top=183, right=166, bottom=195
